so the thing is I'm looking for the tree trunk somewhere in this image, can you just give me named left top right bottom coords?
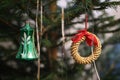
left=47, top=1, right=58, bottom=71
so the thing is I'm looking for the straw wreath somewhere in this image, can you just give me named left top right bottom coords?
left=71, top=30, right=101, bottom=64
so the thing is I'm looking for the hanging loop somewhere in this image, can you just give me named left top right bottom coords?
left=85, top=14, right=88, bottom=30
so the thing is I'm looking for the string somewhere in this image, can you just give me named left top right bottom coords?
left=91, top=21, right=101, bottom=80
left=85, top=14, right=88, bottom=30
left=38, top=1, right=43, bottom=80
left=91, top=47, right=101, bottom=80
left=61, top=7, right=67, bottom=80
left=27, top=0, right=30, bottom=18
left=61, top=8, right=65, bottom=43
left=61, top=7, right=64, bottom=80
left=84, top=13, right=101, bottom=80
left=35, top=0, right=41, bottom=80
left=40, top=0, right=43, bottom=37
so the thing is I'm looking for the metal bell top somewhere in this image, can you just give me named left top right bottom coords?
left=21, top=23, right=33, bottom=31
left=16, top=23, right=38, bottom=60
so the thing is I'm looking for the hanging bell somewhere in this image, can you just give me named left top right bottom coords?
left=16, top=23, right=38, bottom=60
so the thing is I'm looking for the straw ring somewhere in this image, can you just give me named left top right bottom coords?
left=71, top=32, right=101, bottom=64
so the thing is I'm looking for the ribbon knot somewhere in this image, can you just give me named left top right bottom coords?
left=72, top=30, right=98, bottom=46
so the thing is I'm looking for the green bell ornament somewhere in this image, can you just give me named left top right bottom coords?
left=16, top=23, right=38, bottom=60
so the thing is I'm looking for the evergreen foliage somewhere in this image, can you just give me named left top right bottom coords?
left=0, top=0, right=120, bottom=80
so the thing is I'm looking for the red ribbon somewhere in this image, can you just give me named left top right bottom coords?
left=72, top=30, right=98, bottom=46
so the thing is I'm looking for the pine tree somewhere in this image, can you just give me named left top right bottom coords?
left=0, top=0, right=120, bottom=80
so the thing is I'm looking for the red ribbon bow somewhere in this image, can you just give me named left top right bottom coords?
left=71, top=30, right=98, bottom=46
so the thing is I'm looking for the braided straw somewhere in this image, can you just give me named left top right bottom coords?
left=71, top=32, right=101, bottom=64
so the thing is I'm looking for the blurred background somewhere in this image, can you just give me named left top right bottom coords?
left=0, top=0, right=120, bottom=80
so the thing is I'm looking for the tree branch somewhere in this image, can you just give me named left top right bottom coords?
left=0, top=18, right=19, bottom=31
left=99, top=18, right=120, bottom=30
left=94, top=1, right=120, bottom=10
left=99, top=28, right=120, bottom=33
